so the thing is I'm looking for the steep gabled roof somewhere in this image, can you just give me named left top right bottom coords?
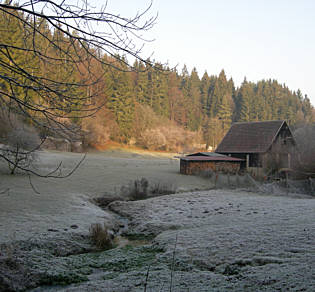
left=216, top=120, right=288, bottom=154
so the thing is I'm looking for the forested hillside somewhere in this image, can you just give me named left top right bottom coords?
left=1, top=6, right=314, bottom=152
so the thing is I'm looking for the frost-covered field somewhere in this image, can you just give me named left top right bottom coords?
left=108, top=191, right=315, bottom=291
left=0, top=150, right=314, bottom=291
left=0, top=150, right=212, bottom=243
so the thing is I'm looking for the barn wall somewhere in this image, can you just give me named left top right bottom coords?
left=180, top=160, right=240, bottom=175
left=247, top=167, right=266, bottom=180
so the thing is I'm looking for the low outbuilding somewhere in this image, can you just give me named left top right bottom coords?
left=180, top=153, right=244, bottom=175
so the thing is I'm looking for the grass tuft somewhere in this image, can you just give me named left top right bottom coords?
left=120, top=178, right=176, bottom=200
left=120, top=177, right=149, bottom=200
left=89, top=223, right=114, bottom=250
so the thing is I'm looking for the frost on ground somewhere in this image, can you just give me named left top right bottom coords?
left=107, top=190, right=315, bottom=291
left=0, top=151, right=314, bottom=291
left=0, top=150, right=211, bottom=243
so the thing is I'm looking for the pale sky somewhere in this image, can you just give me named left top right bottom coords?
left=101, top=0, right=315, bottom=106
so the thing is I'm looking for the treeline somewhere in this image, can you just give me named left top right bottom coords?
left=86, top=62, right=314, bottom=150
left=1, top=7, right=314, bottom=152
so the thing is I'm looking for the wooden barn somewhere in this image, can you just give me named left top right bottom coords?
left=215, top=120, right=296, bottom=177
left=180, top=152, right=244, bottom=175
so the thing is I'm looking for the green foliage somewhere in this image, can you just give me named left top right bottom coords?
left=38, top=271, right=88, bottom=286
left=107, top=67, right=135, bottom=142
left=0, top=6, right=313, bottom=149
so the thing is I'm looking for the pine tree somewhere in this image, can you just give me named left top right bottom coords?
left=217, top=94, right=232, bottom=130
left=152, top=63, right=169, bottom=117
left=200, top=71, right=211, bottom=116
left=186, top=67, right=202, bottom=131
left=107, top=67, right=134, bottom=141
left=208, top=69, right=229, bottom=117
left=134, top=61, right=148, bottom=105
left=237, top=78, right=255, bottom=122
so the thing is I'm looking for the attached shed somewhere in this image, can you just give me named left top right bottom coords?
left=215, top=120, right=296, bottom=176
left=180, top=155, right=244, bottom=175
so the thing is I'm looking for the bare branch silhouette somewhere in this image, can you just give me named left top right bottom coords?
left=0, top=0, right=156, bottom=176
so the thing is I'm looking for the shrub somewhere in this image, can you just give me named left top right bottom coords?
left=138, top=128, right=167, bottom=150
left=93, top=195, right=122, bottom=208
left=150, top=181, right=177, bottom=195
left=120, top=178, right=177, bottom=200
left=89, top=223, right=114, bottom=249
left=81, top=107, right=119, bottom=147
left=133, top=105, right=202, bottom=152
left=121, top=177, right=149, bottom=200
left=0, top=120, right=40, bottom=174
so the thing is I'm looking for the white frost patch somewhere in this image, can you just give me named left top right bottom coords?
left=109, top=190, right=315, bottom=290
left=0, top=150, right=213, bottom=244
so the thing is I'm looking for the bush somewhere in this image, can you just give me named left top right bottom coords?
left=81, top=108, right=119, bottom=147
left=138, top=128, right=167, bottom=150
left=150, top=181, right=177, bottom=195
left=93, top=195, right=123, bottom=208
left=120, top=178, right=176, bottom=200
left=121, top=178, right=149, bottom=201
left=132, top=105, right=202, bottom=152
left=0, top=111, right=40, bottom=174
left=89, top=223, right=114, bottom=249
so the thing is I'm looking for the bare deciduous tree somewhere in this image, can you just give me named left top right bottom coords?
left=0, top=0, right=156, bottom=176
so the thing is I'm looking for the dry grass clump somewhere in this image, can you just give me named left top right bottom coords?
left=120, top=178, right=177, bottom=200
left=93, top=195, right=122, bottom=208
left=121, top=177, right=149, bottom=201
left=89, top=223, right=114, bottom=249
left=150, top=181, right=177, bottom=196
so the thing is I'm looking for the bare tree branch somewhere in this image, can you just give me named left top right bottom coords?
left=0, top=0, right=157, bottom=176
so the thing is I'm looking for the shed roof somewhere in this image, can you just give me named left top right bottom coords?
left=216, top=120, right=287, bottom=154
left=180, top=156, right=244, bottom=162
left=186, top=152, right=226, bottom=157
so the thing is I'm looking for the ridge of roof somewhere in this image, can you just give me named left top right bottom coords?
left=186, top=152, right=226, bottom=157
left=267, top=121, right=285, bottom=150
left=232, top=120, right=285, bottom=125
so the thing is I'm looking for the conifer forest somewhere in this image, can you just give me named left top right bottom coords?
left=0, top=2, right=314, bottom=153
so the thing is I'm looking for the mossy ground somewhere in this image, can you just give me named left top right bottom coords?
left=26, top=241, right=164, bottom=288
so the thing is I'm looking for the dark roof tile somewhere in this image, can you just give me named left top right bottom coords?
left=216, top=120, right=286, bottom=153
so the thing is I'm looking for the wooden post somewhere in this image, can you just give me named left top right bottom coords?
left=288, top=153, right=291, bottom=169
left=214, top=172, right=218, bottom=189
left=246, top=154, right=249, bottom=171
